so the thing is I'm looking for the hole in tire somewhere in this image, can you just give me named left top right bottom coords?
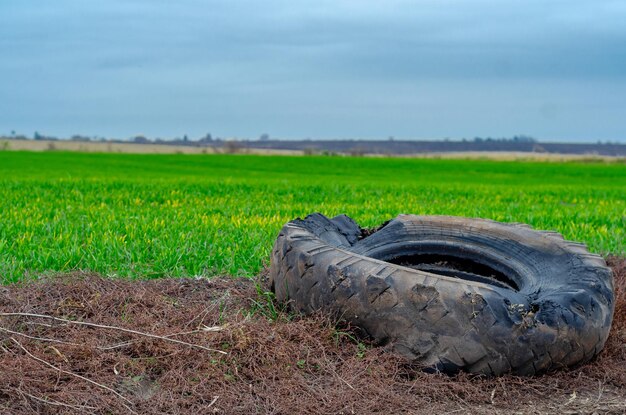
left=387, top=253, right=519, bottom=291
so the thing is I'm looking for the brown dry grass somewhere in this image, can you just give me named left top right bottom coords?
left=1, top=258, right=625, bottom=414
left=1, top=139, right=301, bottom=156
left=4, top=139, right=625, bottom=162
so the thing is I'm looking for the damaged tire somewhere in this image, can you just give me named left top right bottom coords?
left=269, top=213, right=614, bottom=376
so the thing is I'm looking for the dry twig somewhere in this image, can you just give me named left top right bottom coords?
left=0, top=312, right=226, bottom=355
left=0, top=326, right=82, bottom=347
left=11, top=388, right=97, bottom=412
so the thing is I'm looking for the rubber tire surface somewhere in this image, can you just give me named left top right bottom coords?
left=269, top=213, right=614, bottom=376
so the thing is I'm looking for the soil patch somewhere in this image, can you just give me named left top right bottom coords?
left=1, top=257, right=625, bottom=414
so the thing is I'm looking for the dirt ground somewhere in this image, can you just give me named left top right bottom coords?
left=1, top=258, right=624, bottom=414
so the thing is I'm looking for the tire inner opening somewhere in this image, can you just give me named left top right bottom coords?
left=387, top=253, right=519, bottom=291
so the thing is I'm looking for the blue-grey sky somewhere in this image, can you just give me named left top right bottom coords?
left=1, top=0, right=625, bottom=142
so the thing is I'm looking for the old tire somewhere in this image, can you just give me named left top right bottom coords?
left=269, top=213, right=614, bottom=376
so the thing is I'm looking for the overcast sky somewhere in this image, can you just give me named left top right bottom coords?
left=1, top=0, right=625, bottom=142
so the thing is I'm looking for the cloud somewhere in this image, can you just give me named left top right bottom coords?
left=0, top=0, right=625, bottom=140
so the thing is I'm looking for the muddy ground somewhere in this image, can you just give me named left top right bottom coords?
left=1, top=258, right=625, bottom=414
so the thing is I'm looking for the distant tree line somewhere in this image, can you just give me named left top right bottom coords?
left=2, top=131, right=626, bottom=156
left=463, top=135, right=537, bottom=143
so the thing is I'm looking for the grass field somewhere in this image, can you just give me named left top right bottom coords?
left=2, top=150, right=626, bottom=414
left=1, top=151, right=625, bottom=283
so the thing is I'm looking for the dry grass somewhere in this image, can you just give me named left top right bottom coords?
left=393, top=151, right=625, bottom=162
left=2, top=139, right=301, bottom=156
left=0, top=258, right=624, bottom=414
left=3, top=139, right=624, bottom=161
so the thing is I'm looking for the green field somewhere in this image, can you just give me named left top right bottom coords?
left=1, top=151, right=625, bottom=283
